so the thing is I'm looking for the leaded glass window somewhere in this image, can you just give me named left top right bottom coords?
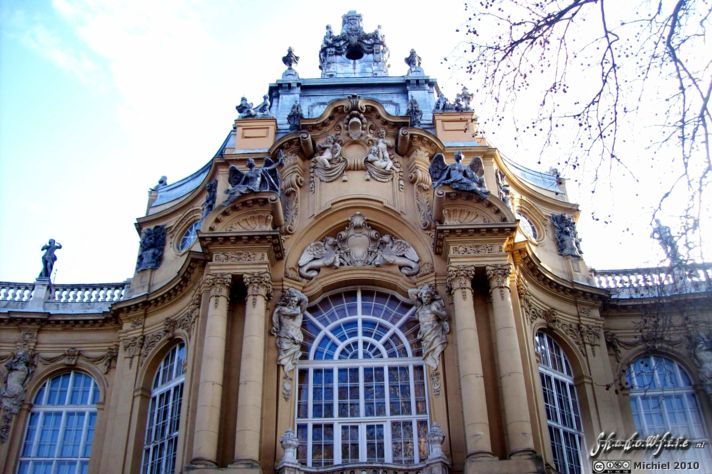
left=141, top=343, right=186, bottom=474
left=18, top=371, right=99, bottom=474
left=535, top=331, right=584, bottom=474
left=177, top=221, right=201, bottom=252
left=296, top=288, right=429, bottom=466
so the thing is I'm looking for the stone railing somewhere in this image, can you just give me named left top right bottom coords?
left=0, top=282, right=34, bottom=302
left=0, top=280, right=129, bottom=314
left=592, top=263, right=712, bottom=299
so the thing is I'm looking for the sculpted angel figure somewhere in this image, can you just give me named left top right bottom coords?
left=374, top=234, right=419, bottom=275
left=314, top=136, right=342, bottom=169
left=271, top=288, right=308, bottom=376
left=298, top=236, right=340, bottom=278
left=429, top=151, right=489, bottom=200
left=409, top=284, right=448, bottom=370
left=365, top=145, right=393, bottom=171
left=223, top=155, right=284, bottom=206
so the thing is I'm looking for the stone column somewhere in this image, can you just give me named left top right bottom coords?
left=191, top=273, right=232, bottom=466
left=486, top=264, right=535, bottom=457
left=447, top=265, right=493, bottom=458
left=233, top=272, right=272, bottom=466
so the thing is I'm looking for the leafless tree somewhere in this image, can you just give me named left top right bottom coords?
left=460, top=0, right=711, bottom=258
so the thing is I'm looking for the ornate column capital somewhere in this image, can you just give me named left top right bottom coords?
left=446, top=265, right=475, bottom=294
left=201, top=273, right=232, bottom=307
left=485, top=264, right=512, bottom=291
left=243, top=272, right=273, bottom=301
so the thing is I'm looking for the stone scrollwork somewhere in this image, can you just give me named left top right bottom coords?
left=409, top=160, right=434, bottom=231
left=271, top=288, right=308, bottom=400
left=408, top=284, right=448, bottom=389
left=0, top=349, right=36, bottom=443
left=297, top=213, right=420, bottom=279
left=280, top=152, right=305, bottom=235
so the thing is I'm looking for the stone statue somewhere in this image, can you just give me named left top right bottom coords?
left=375, top=128, right=392, bottom=163
left=271, top=288, right=308, bottom=399
left=38, top=239, right=62, bottom=280
left=0, top=350, right=35, bottom=442
left=282, top=46, right=299, bottom=69
left=429, top=151, right=489, bottom=199
left=287, top=101, right=303, bottom=131
left=365, top=144, right=393, bottom=171
left=434, top=91, right=450, bottom=112
left=201, top=179, right=217, bottom=218
left=406, top=97, right=423, bottom=127
left=155, top=176, right=168, bottom=189
left=409, top=283, right=448, bottom=370
left=373, top=235, right=420, bottom=276
left=136, top=225, right=166, bottom=271
left=236, top=97, right=256, bottom=118
left=405, top=49, right=423, bottom=75
left=254, top=95, right=271, bottom=116
left=454, top=86, right=473, bottom=112
left=551, top=214, right=583, bottom=257
left=692, top=334, right=712, bottom=396
left=298, top=237, right=340, bottom=278
left=496, top=169, right=511, bottom=208
left=223, top=155, right=284, bottom=206
left=314, top=135, right=342, bottom=169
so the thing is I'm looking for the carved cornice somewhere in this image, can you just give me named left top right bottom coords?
left=199, top=231, right=283, bottom=261
left=213, top=251, right=268, bottom=264
left=446, top=266, right=475, bottom=294
left=244, top=272, right=273, bottom=301
left=435, top=224, right=516, bottom=255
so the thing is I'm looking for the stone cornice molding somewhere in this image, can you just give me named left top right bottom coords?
left=243, top=272, right=273, bottom=301
left=446, top=265, right=475, bottom=297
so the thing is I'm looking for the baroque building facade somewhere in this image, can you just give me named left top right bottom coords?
left=1, top=12, right=712, bottom=474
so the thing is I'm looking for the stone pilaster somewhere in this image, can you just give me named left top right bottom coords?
left=191, top=273, right=232, bottom=466
left=233, top=272, right=272, bottom=467
left=485, top=264, right=535, bottom=457
left=446, top=265, right=493, bottom=460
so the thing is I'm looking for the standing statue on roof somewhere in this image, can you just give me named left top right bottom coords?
left=38, top=239, right=62, bottom=280
left=429, top=152, right=489, bottom=200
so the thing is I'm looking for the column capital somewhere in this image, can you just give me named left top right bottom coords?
left=243, top=272, right=273, bottom=301
left=201, top=273, right=232, bottom=299
left=446, top=265, right=475, bottom=294
left=485, top=263, right=512, bottom=291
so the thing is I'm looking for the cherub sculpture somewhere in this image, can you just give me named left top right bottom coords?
left=374, top=235, right=419, bottom=275
left=408, top=283, right=448, bottom=370
left=365, top=145, right=394, bottom=171
left=314, top=135, right=342, bottom=169
left=429, top=151, right=489, bottom=200
left=298, top=237, right=340, bottom=278
left=271, top=288, right=308, bottom=379
left=223, top=154, right=284, bottom=206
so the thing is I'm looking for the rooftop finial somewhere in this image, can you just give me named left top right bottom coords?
left=281, top=47, right=300, bottom=80
left=405, top=49, right=423, bottom=75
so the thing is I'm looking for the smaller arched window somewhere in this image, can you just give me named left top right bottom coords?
left=141, top=343, right=186, bottom=474
left=535, top=331, right=584, bottom=474
left=18, top=370, right=100, bottom=474
left=177, top=220, right=201, bottom=252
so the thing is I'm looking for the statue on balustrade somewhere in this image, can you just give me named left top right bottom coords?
left=38, top=239, right=62, bottom=280
left=272, top=288, right=309, bottom=399
left=409, top=283, right=448, bottom=370
left=223, top=154, right=284, bottom=206
left=136, top=225, right=166, bottom=272
left=429, top=151, right=489, bottom=200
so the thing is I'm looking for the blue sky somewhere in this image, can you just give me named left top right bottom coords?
left=0, top=1, right=707, bottom=283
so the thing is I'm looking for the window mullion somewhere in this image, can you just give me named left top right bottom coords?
left=54, top=409, right=69, bottom=461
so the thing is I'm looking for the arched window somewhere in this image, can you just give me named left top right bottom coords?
left=296, top=288, right=429, bottom=467
left=535, top=331, right=584, bottom=474
left=141, top=343, right=186, bottom=474
left=626, top=355, right=712, bottom=468
left=18, top=370, right=99, bottom=474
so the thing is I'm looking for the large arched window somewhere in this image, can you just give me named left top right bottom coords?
left=626, top=355, right=712, bottom=468
left=18, top=370, right=99, bottom=474
left=535, top=331, right=584, bottom=474
left=141, top=343, right=186, bottom=474
left=296, top=288, right=429, bottom=467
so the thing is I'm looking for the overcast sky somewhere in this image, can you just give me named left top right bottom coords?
left=0, top=0, right=708, bottom=284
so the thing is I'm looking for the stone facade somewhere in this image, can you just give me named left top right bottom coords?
left=1, top=12, right=712, bottom=474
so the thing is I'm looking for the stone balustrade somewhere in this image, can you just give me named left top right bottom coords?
left=592, top=263, right=712, bottom=298
left=51, top=283, right=127, bottom=303
left=0, top=282, right=34, bottom=302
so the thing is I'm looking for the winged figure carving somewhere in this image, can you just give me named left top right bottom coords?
left=223, top=154, right=284, bottom=206
left=429, top=151, right=489, bottom=200
left=373, top=235, right=420, bottom=276
left=298, top=237, right=340, bottom=278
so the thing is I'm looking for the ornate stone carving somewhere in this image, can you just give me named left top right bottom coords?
left=429, top=152, right=489, bottom=200
left=272, top=288, right=308, bottom=400
left=136, top=226, right=166, bottom=272
left=446, top=265, right=475, bottom=295
left=409, top=161, right=434, bottom=230
left=441, top=207, right=492, bottom=225
left=433, top=86, right=474, bottom=112
left=406, top=97, right=423, bottom=126
left=287, top=101, right=303, bottom=131
left=280, top=154, right=304, bottom=235
left=495, top=169, right=511, bottom=208
left=213, top=251, right=266, bottom=263
left=0, top=349, right=36, bottom=443
left=409, top=284, right=448, bottom=373
left=692, top=333, right=712, bottom=396
left=311, top=135, right=346, bottom=186
left=427, top=423, right=447, bottom=461
left=236, top=95, right=272, bottom=118
left=486, top=264, right=512, bottom=298
left=281, top=47, right=300, bottom=80
left=202, top=273, right=232, bottom=308
left=451, top=244, right=502, bottom=256
left=223, top=154, right=284, bottom=206
left=405, top=49, right=423, bottom=75
left=279, top=429, right=300, bottom=465
left=243, top=272, right=272, bottom=301
left=201, top=179, right=218, bottom=218
left=297, top=213, right=420, bottom=278
left=38, top=239, right=62, bottom=281
left=225, top=214, right=273, bottom=232
left=551, top=214, right=583, bottom=257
